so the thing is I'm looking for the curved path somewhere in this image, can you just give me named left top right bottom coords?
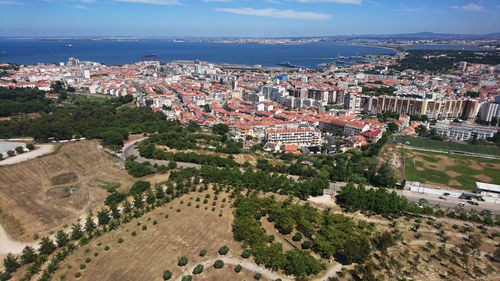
left=174, top=256, right=293, bottom=281
left=174, top=256, right=344, bottom=281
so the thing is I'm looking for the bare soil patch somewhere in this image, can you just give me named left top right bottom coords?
left=51, top=171, right=78, bottom=185
left=0, top=140, right=137, bottom=241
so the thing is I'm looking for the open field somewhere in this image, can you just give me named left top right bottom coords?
left=0, top=140, right=138, bottom=241
left=394, top=135, right=500, bottom=156
left=404, top=149, right=500, bottom=190
left=50, top=190, right=275, bottom=281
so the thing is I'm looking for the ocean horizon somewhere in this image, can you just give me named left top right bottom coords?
left=0, top=39, right=396, bottom=68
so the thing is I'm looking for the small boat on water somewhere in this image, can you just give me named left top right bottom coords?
left=64, top=44, right=72, bottom=48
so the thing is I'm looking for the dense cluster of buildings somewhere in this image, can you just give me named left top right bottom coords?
left=1, top=51, right=499, bottom=153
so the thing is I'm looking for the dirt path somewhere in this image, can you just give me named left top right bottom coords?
left=0, top=144, right=55, bottom=166
left=175, top=255, right=345, bottom=281
left=174, top=256, right=293, bottom=281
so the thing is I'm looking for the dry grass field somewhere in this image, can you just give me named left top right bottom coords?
left=0, top=140, right=147, bottom=241
left=52, top=191, right=259, bottom=281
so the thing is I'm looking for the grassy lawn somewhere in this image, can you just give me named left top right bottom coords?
left=404, top=149, right=500, bottom=190
left=394, top=135, right=500, bottom=156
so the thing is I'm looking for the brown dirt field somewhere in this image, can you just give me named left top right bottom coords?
left=448, top=179, right=462, bottom=187
left=53, top=191, right=248, bottom=281
left=468, top=160, right=483, bottom=171
left=474, top=174, right=493, bottom=182
left=445, top=171, right=461, bottom=178
left=0, top=140, right=138, bottom=241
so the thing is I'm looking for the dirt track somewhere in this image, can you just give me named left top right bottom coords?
left=0, top=144, right=55, bottom=166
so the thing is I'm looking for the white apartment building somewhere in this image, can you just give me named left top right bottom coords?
left=265, top=128, right=321, bottom=147
left=431, top=122, right=498, bottom=141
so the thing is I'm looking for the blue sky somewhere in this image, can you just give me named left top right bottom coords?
left=0, top=0, right=499, bottom=36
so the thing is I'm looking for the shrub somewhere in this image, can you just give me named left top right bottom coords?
left=104, top=245, right=110, bottom=251
left=94, top=252, right=98, bottom=257
left=199, top=250, right=207, bottom=257
left=192, top=264, right=204, bottom=274
left=85, top=258, right=91, bottom=263
left=214, top=260, right=224, bottom=269
left=80, top=264, right=86, bottom=270
left=181, top=276, right=192, bottom=281
left=219, top=245, right=229, bottom=255
left=131, top=231, right=136, bottom=236
left=163, top=270, right=172, bottom=280
left=142, top=225, right=147, bottom=231
left=153, top=220, right=157, bottom=225
left=27, top=143, right=35, bottom=150
left=241, top=250, right=251, bottom=258
left=292, top=233, right=303, bottom=241
left=117, top=238, right=124, bottom=244
left=178, top=256, right=188, bottom=266
left=301, top=240, right=312, bottom=249
left=235, top=264, right=242, bottom=273
left=254, top=273, right=262, bottom=280
left=75, top=272, right=81, bottom=278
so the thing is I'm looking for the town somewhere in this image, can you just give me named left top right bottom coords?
left=2, top=50, right=499, bottom=155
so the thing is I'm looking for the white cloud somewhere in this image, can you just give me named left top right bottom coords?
left=215, top=7, right=331, bottom=20
left=453, top=3, right=483, bottom=11
left=0, top=0, right=24, bottom=5
left=202, top=0, right=232, bottom=2
left=81, top=0, right=95, bottom=3
left=113, top=0, right=179, bottom=5
left=296, top=0, right=361, bottom=4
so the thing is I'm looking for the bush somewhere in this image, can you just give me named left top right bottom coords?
left=192, top=264, right=204, bottom=274
left=254, top=273, right=262, bottom=280
left=241, top=250, right=251, bottom=258
left=292, top=233, right=303, bottom=241
left=15, top=146, right=24, bottom=154
left=85, top=257, right=91, bottom=263
left=218, top=245, right=229, bottom=255
left=130, top=181, right=151, bottom=195
left=301, top=240, right=312, bottom=249
left=131, top=231, right=136, bottom=236
left=75, top=272, right=81, bottom=278
left=80, top=264, right=86, bottom=270
left=117, top=238, right=124, bottom=244
left=7, top=150, right=14, bottom=157
left=214, top=260, right=224, bottom=269
left=199, top=250, right=207, bottom=257
left=181, top=276, right=192, bottom=281
left=27, top=143, right=35, bottom=150
left=163, top=270, right=172, bottom=280
left=235, top=264, right=242, bottom=273
left=178, top=256, right=188, bottom=266
left=142, top=225, right=147, bottom=231
left=104, top=245, right=110, bottom=251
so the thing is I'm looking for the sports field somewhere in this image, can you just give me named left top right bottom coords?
left=404, top=149, right=500, bottom=190
left=394, top=136, right=500, bottom=156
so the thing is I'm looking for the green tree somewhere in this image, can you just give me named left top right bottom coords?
left=85, top=213, right=96, bottom=234
left=55, top=230, right=69, bottom=247
left=7, top=150, right=14, bottom=157
left=178, top=256, right=188, bottom=266
left=38, top=237, right=56, bottom=255
left=388, top=123, right=399, bottom=134
left=20, top=246, right=37, bottom=265
left=192, top=264, right=204, bottom=274
left=218, top=245, right=229, bottom=255
left=374, top=161, right=396, bottom=188
left=163, top=270, right=172, bottom=280
left=97, top=208, right=110, bottom=226
left=71, top=223, right=83, bottom=240
left=3, top=253, right=19, bottom=273
left=214, top=260, right=224, bottom=269
left=212, top=123, right=229, bottom=135
left=26, top=143, right=35, bottom=150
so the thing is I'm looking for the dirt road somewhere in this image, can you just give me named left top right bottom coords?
left=0, top=144, right=55, bottom=166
